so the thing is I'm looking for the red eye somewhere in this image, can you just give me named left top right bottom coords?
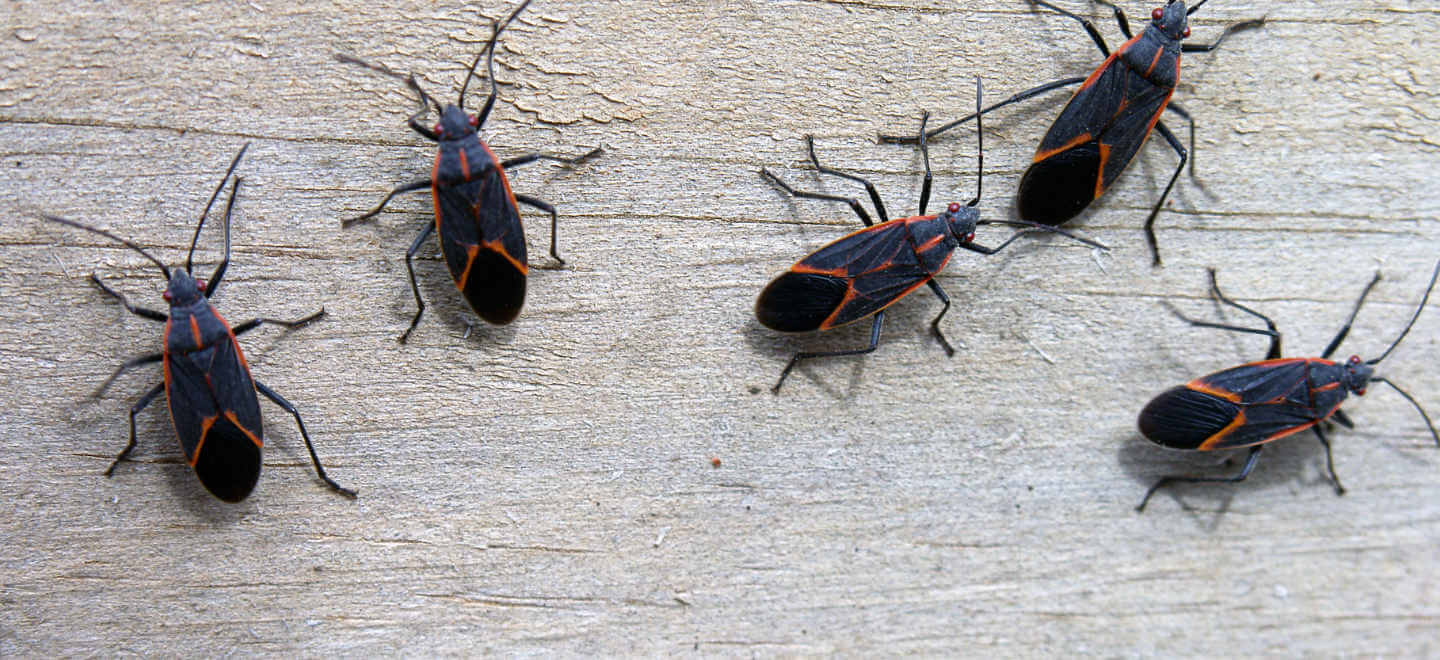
left=965, top=232, right=975, bottom=242
left=1348, top=355, right=1362, bottom=365
left=947, top=202, right=961, bottom=213
left=1152, top=8, right=1163, bottom=21
left=433, top=123, right=443, bottom=135
left=162, top=290, right=172, bottom=302
left=1182, top=26, right=1191, bottom=38
left=196, top=280, right=206, bottom=293
left=468, top=115, right=479, bottom=127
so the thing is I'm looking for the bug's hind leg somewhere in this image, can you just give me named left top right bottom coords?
left=1136, top=445, right=1262, bottom=512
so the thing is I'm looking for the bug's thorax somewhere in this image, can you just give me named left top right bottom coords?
left=163, top=271, right=229, bottom=352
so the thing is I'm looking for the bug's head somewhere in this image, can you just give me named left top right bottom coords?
left=162, top=269, right=205, bottom=306
left=1342, top=355, right=1375, bottom=395
left=942, top=202, right=980, bottom=244
left=434, top=104, right=478, bottom=141
left=1153, top=1, right=1192, bottom=41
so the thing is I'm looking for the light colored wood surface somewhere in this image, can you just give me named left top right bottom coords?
left=2, top=0, right=1437, bottom=654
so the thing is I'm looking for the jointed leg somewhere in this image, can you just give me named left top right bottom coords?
left=1031, top=0, right=1118, bottom=55
left=879, top=77, right=1086, bottom=144
left=90, top=275, right=167, bottom=322
left=926, top=280, right=955, bottom=356
left=760, top=168, right=876, bottom=228
left=501, top=145, right=604, bottom=170
left=805, top=136, right=889, bottom=223
left=253, top=380, right=357, bottom=499
left=1312, top=425, right=1346, bottom=496
left=1143, top=120, right=1188, bottom=267
left=94, top=353, right=163, bottom=397
left=1136, top=445, right=1262, bottom=512
left=514, top=193, right=566, bottom=265
left=1181, top=16, right=1266, bottom=53
left=343, top=179, right=432, bottom=227
left=231, top=308, right=327, bottom=337
left=773, top=312, right=884, bottom=394
left=399, top=223, right=436, bottom=344
left=106, top=382, right=165, bottom=476
left=1163, top=270, right=1281, bottom=359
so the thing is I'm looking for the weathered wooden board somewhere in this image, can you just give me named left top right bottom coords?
left=2, top=0, right=1437, bottom=654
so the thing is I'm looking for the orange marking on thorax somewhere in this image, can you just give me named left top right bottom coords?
left=916, top=234, right=946, bottom=252
left=1143, top=46, right=1164, bottom=77
left=189, top=316, right=203, bottom=346
left=458, top=149, right=471, bottom=182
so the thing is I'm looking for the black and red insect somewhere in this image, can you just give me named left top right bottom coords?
left=1135, top=263, right=1440, bottom=511
left=40, top=145, right=354, bottom=503
left=339, top=0, right=601, bottom=342
left=756, top=80, right=1106, bottom=392
left=880, top=0, right=1262, bottom=265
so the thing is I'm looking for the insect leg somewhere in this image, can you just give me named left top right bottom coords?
left=344, top=179, right=432, bottom=226
left=1031, top=0, right=1114, bottom=56
left=1312, top=425, right=1346, bottom=496
left=513, top=193, right=566, bottom=265
left=1164, top=103, right=1199, bottom=180
left=1181, top=17, right=1266, bottom=53
left=1142, top=120, right=1187, bottom=267
left=253, top=380, right=357, bottom=499
left=1136, top=445, right=1262, bottom=512
left=501, top=145, right=604, bottom=170
left=231, top=308, right=327, bottom=337
left=880, top=78, right=1086, bottom=144
left=804, top=136, right=889, bottom=223
left=94, top=353, right=163, bottom=397
left=773, top=312, right=884, bottom=394
left=106, top=381, right=165, bottom=476
left=759, top=168, right=875, bottom=228
left=90, top=275, right=167, bottom=322
left=925, top=280, right=955, bottom=356
left=399, top=222, right=436, bottom=344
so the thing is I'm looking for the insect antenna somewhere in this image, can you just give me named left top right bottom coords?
left=1367, top=260, right=1439, bottom=365
left=38, top=215, right=170, bottom=280
left=461, top=0, right=534, bottom=125
left=185, top=143, right=249, bottom=275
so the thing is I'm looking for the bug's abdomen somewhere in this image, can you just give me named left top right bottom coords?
left=755, top=272, right=850, bottom=333
left=1138, top=386, right=1241, bottom=450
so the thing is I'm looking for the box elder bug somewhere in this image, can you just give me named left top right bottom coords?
left=880, top=0, right=1263, bottom=265
left=1135, top=262, right=1440, bottom=512
left=756, top=79, right=1106, bottom=393
left=339, top=0, right=601, bottom=343
left=40, top=145, right=355, bottom=503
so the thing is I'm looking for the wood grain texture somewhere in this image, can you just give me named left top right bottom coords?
left=2, top=0, right=1438, bottom=654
